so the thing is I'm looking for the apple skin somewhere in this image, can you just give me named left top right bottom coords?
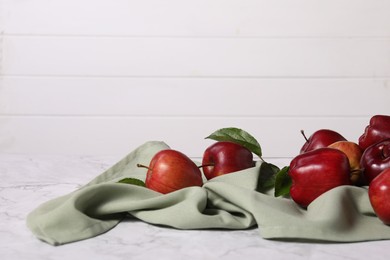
left=144, top=149, right=203, bottom=194
left=202, top=141, right=255, bottom=180
left=328, top=141, right=364, bottom=185
left=369, top=168, right=390, bottom=225
left=300, top=129, right=347, bottom=154
left=359, top=115, right=390, bottom=151
left=289, top=148, right=351, bottom=208
left=360, top=139, right=390, bottom=185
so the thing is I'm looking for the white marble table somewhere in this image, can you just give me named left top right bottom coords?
left=1, top=153, right=390, bottom=260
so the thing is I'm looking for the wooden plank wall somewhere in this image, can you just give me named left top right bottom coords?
left=0, top=0, right=389, bottom=159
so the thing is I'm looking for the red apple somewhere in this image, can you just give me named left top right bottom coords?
left=138, top=149, right=203, bottom=194
left=328, top=141, right=364, bottom=185
left=300, top=129, right=347, bottom=154
left=289, top=148, right=351, bottom=208
left=359, top=115, right=390, bottom=151
left=202, top=141, right=255, bottom=180
left=360, top=139, right=390, bottom=184
left=369, top=168, right=390, bottom=225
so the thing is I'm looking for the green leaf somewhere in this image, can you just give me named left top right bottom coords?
left=274, top=166, right=291, bottom=197
left=205, top=127, right=262, bottom=158
left=257, top=162, right=280, bottom=193
left=117, top=177, right=146, bottom=187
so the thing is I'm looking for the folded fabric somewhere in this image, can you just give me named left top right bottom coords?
left=26, top=141, right=390, bottom=246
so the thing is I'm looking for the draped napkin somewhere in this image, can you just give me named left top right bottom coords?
left=27, top=141, right=390, bottom=246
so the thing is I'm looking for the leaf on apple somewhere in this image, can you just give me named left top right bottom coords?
left=205, top=127, right=262, bottom=159
left=117, top=177, right=146, bottom=187
left=257, top=162, right=280, bottom=193
left=274, top=166, right=291, bottom=197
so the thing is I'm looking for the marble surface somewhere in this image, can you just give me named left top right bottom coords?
left=1, top=153, right=390, bottom=260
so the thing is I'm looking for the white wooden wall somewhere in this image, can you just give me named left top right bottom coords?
left=0, top=0, right=389, bottom=159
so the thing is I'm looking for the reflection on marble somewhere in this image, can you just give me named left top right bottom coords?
left=1, top=154, right=390, bottom=260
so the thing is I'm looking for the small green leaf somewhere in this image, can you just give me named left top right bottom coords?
left=274, top=166, right=291, bottom=197
left=117, top=178, right=146, bottom=187
left=257, top=162, right=280, bottom=193
left=206, top=127, right=262, bottom=158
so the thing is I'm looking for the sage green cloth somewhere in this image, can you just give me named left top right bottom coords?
left=27, top=141, right=390, bottom=246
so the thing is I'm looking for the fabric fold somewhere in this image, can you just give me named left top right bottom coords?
left=26, top=141, right=390, bottom=246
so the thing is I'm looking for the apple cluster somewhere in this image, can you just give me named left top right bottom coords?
left=134, top=115, right=390, bottom=225
left=288, top=115, right=390, bottom=225
left=138, top=141, right=255, bottom=194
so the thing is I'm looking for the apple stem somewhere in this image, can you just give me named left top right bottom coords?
left=198, top=163, right=214, bottom=169
left=137, top=164, right=151, bottom=170
left=300, top=130, right=309, bottom=143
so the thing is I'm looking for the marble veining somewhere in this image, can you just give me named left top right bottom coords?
left=1, top=154, right=390, bottom=260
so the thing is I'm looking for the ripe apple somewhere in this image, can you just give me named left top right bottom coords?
left=328, top=141, right=364, bottom=185
left=360, top=138, right=390, bottom=184
left=369, top=168, right=390, bottom=225
left=359, top=115, right=390, bottom=151
left=288, top=147, right=351, bottom=208
left=300, top=129, right=347, bottom=154
left=138, top=149, right=203, bottom=194
left=202, top=141, right=255, bottom=180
